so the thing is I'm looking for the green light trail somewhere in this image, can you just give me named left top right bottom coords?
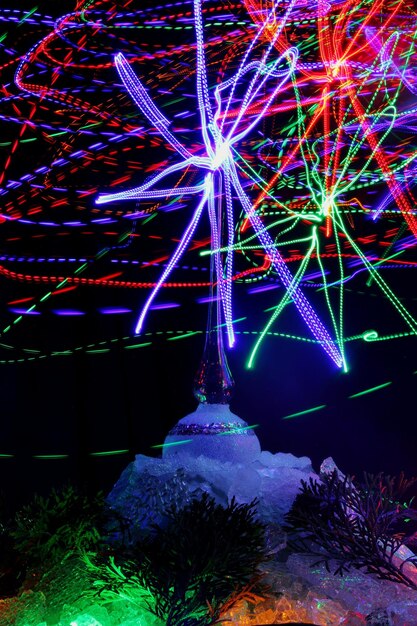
left=18, top=6, right=38, bottom=25
left=348, top=381, right=392, bottom=399
left=168, top=330, right=202, bottom=341
left=33, top=454, right=69, bottom=459
left=152, top=439, right=192, bottom=449
left=282, top=404, right=327, bottom=420
left=90, top=449, right=129, bottom=457
left=124, top=341, right=152, bottom=349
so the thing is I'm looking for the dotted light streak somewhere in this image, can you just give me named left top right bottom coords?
left=244, top=0, right=417, bottom=215
left=0, top=0, right=416, bottom=368
left=96, top=0, right=343, bottom=368
left=239, top=0, right=417, bottom=365
left=3, top=321, right=414, bottom=367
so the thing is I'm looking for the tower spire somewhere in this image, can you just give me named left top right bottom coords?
left=193, top=289, right=234, bottom=404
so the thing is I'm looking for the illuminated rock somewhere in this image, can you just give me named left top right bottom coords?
left=107, top=446, right=317, bottom=536
left=286, top=553, right=417, bottom=617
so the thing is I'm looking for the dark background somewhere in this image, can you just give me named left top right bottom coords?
left=1, top=0, right=417, bottom=512
left=2, top=295, right=416, bottom=511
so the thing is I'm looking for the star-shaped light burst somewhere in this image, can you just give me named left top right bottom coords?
left=96, top=0, right=344, bottom=369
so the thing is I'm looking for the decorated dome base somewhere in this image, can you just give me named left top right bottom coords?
left=162, top=402, right=262, bottom=464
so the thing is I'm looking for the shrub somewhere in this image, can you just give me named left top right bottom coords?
left=11, top=485, right=108, bottom=569
left=86, top=493, right=269, bottom=626
left=285, top=470, right=417, bottom=589
left=0, top=492, right=22, bottom=598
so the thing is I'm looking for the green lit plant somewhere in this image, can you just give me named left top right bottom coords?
left=285, top=470, right=417, bottom=589
left=11, top=485, right=109, bottom=570
left=85, top=493, right=269, bottom=626
left=0, top=492, right=23, bottom=598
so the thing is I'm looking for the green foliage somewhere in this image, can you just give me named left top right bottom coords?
left=285, top=470, right=417, bottom=589
left=11, top=485, right=108, bottom=569
left=84, top=553, right=160, bottom=617
left=0, top=492, right=24, bottom=598
left=85, top=493, right=269, bottom=626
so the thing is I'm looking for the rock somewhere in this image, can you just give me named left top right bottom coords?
left=388, top=601, right=417, bottom=625
left=107, top=450, right=317, bottom=531
left=257, top=450, right=313, bottom=472
left=365, top=608, right=392, bottom=625
left=14, top=591, right=46, bottom=626
left=286, top=554, right=417, bottom=617
left=320, top=456, right=346, bottom=479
